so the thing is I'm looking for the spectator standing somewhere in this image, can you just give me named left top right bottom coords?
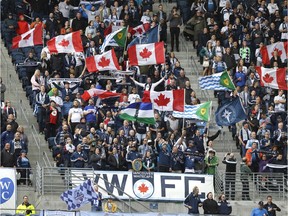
left=184, top=186, right=202, bottom=214
left=1, top=143, right=16, bottom=167
left=35, top=86, right=50, bottom=134
left=240, top=157, right=252, bottom=200
left=103, top=197, right=117, bottom=213
left=0, top=77, right=6, bottom=103
left=263, top=195, right=281, bottom=216
left=91, top=184, right=103, bottom=212
left=70, top=144, right=88, bottom=168
left=204, top=149, right=218, bottom=175
left=17, top=150, right=32, bottom=185
left=222, top=153, right=237, bottom=200
left=168, top=7, right=182, bottom=52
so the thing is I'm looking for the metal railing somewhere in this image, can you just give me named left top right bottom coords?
left=215, top=171, right=287, bottom=201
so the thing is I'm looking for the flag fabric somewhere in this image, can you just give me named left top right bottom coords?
left=172, top=102, right=212, bottom=121
left=81, top=88, right=121, bottom=101
left=215, top=97, right=246, bottom=126
left=259, top=42, right=287, bottom=65
left=127, top=25, right=159, bottom=48
left=129, top=23, right=150, bottom=36
left=86, top=49, right=120, bottom=72
left=12, top=25, right=43, bottom=49
left=143, top=89, right=184, bottom=112
left=199, top=71, right=235, bottom=90
left=119, top=102, right=155, bottom=124
left=100, top=27, right=127, bottom=53
left=47, top=31, right=83, bottom=53
left=255, top=67, right=288, bottom=90
left=128, top=42, right=165, bottom=66
left=60, top=179, right=97, bottom=210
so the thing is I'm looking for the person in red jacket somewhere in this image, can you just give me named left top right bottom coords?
left=16, top=15, right=29, bottom=35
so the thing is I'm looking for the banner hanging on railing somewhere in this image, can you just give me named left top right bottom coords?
left=0, top=168, right=17, bottom=215
left=70, top=170, right=213, bottom=201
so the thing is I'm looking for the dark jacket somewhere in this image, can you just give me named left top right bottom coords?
left=218, top=200, right=232, bottom=215
left=263, top=202, right=281, bottom=216
left=1, top=149, right=16, bottom=167
left=203, top=198, right=218, bottom=214
left=184, top=193, right=202, bottom=214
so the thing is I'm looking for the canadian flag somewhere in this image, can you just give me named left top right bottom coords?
left=12, top=25, right=43, bottom=49
left=86, top=49, right=120, bottom=72
left=143, top=89, right=184, bottom=111
left=82, top=88, right=121, bottom=101
left=129, top=23, right=150, bottom=36
left=128, top=42, right=165, bottom=66
left=47, top=31, right=83, bottom=53
left=259, top=42, right=287, bottom=65
left=255, top=67, right=288, bottom=90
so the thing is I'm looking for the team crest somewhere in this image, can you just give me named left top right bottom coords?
left=132, top=172, right=154, bottom=199
left=117, top=33, right=123, bottom=39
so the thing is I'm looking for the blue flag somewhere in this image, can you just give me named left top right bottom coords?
left=215, top=97, right=247, bottom=126
left=60, top=179, right=97, bottom=210
left=127, top=25, right=159, bottom=48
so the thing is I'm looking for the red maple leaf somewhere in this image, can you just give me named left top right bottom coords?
left=154, top=93, right=170, bottom=107
left=263, top=73, right=274, bottom=83
left=136, top=27, right=143, bottom=34
left=23, top=33, right=31, bottom=40
left=138, top=183, right=149, bottom=194
left=271, top=48, right=282, bottom=57
left=98, top=56, right=110, bottom=68
left=58, top=39, right=70, bottom=47
left=140, top=47, right=152, bottom=59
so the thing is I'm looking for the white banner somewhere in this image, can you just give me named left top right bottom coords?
left=44, top=210, right=76, bottom=216
left=70, top=171, right=214, bottom=201
left=0, top=168, right=17, bottom=214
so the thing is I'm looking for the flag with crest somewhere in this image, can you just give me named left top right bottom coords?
left=100, top=27, right=127, bottom=53
left=199, top=71, right=235, bottom=91
left=60, top=179, right=97, bottom=210
left=173, top=102, right=212, bottom=121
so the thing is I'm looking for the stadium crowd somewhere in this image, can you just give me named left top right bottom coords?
left=0, top=0, right=287, bottom=207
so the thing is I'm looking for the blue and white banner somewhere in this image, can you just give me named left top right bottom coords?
left=0, top=168, right=16, bottom=215
left=70, top=171, right=214, bottom=201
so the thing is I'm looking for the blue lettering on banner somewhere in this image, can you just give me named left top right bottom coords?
left=184, top=176, right=205, bottom=198
left=0, top=177, right=14, bottom=204
left=94, top=174, right=127, bottom=196
left=160, top=176, right=181, bottom=197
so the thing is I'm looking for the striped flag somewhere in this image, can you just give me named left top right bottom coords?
left=119, top=102, right=155, bottom=125
left=100, top=27, right=127, bottom=53
left=81, top=88, right=121, bottom=101
left=199, top=71, right=235, bottom=90
left=172, top=102, right=212, bottom=121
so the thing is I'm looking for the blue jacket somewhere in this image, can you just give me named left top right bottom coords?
left=218, top=200, right=232, bottom=215
left=70, top=151, right=88, bottom=168
left=53, top=82, right=80, bottom=101
left=158, top=148, right=171, bottom=167
left=250, top=207, right=268, bottom=216
left=126, top=150, right=141, bottom=170
left=1, top=131, right=14, bottom=149
left=184, top=193, right=202, bottom=214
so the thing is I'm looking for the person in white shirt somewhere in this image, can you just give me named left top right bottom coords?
left=58, top=0, right=75, bottom=21
left=128, top=87, right=140, bottom=103
left=246, top=132, right=260, bottom=150
left=68, top=100, right=83, bottom=133
left=274, top=90, right=286, bottom=112
left=141, top=9, right=152, bottom=24
left=267, top=0, right=279, bottom=15
left=130, top=76, right=165, bottom=91
left=49, top=88, right=64, bottom=113
left=279, top=16, right=288, bottom=41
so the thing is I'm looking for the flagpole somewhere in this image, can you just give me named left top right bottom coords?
left=122, top=25, right=129, bottom=60
left=182, top=89, right=185, bottom=130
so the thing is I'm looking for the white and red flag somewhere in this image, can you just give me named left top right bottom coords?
left=12, top=25, right=43, bottom=49
left=255, top=67, right=288, bottom=90
left=259, top=42, right=287, bottom=65
left=47, top=31, right=83, bottom=53
left=142, top=89, right=184, bottom=111
left=128, top=42, right=165, bottom=66
left=129, top=23, right=150, bottom=36
left=85, top=49, right=120, bottom=72
left=81, top=88, right=121, bottom=101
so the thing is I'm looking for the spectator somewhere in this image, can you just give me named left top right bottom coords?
left=91, top=184, right=103, bottom=212
left=35, top=85, right=50, bottom=134
left=222, top=153, right=237, bottom=200
left=168, top=7, right=182, bottom=52
left=240, top=157, right=252, bottom=200
left=204, top=149, right=218, bottom=175
left=251, top=201, right=269, bottom=216
left=16, top=15, right=29, bottom=35
left=217, top=193, right=232, bottom=215
left=70, top=144, right=88, bottom=168
left=16, top=196, right=35, bottom=216
left=0, top=77, right=6, bottom=103
left=1, top=143, right=16, bottom=167
left=1, top=124, right=14, bottom=149
left=203, top=192, right=218, bottom=214
left=263, top=195, right=281, bottom=216
left=184, top=186, right=203, bottom=214
left=17, top=150, right=32, bottom=185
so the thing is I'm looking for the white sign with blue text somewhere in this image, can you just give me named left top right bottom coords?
left=0, top=168, right=16, bottom=214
